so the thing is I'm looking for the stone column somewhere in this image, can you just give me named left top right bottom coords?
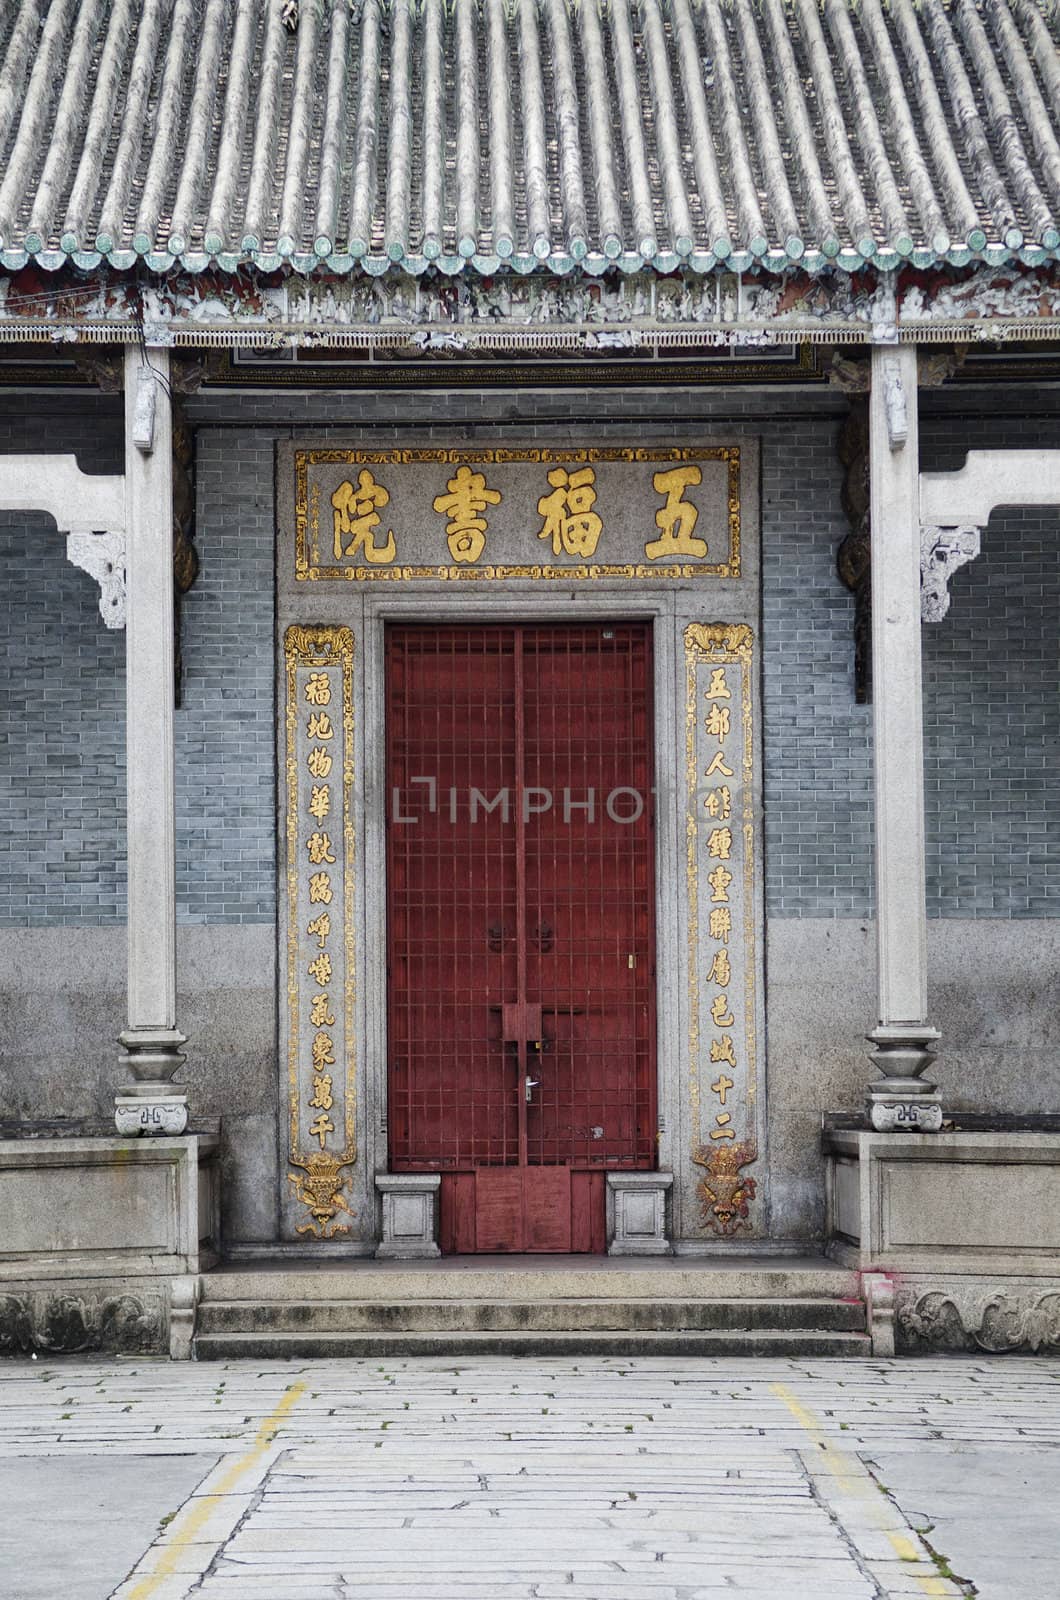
left=115, top=345, right=188, bottom=1135
left=866, top=343, right=941, bottom=1131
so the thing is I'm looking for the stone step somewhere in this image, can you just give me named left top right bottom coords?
left=196, top=1295, right=866, bottom=1335
left=194, top=1326, right=872, bottom=1360
left=199, top=1259, right=857, bottom=1305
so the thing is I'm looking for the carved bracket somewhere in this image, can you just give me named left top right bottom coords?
left=918, top=445, right=1060, bottom=626
left=0, top=453, right=127, bottom=629
left=920, top=524, right=981, bottom=622
left=67, top=527, right=126, bottom=628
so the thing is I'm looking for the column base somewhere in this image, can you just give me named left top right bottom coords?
left=868, top=1097, right=943, bottom=1133
left=115, top=1092, right=188, bottom=1137
left=117, top=1027, right=188, bottom=1135
left=867, top=1025, right=942, bottom=1132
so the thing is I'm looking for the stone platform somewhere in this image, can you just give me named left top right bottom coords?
left=824, top=1125, right=1060, bottom=1355
left=0, top=1132, right=219, bottom=1358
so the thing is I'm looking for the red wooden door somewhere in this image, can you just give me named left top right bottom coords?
left=386, top=624, right=656, bottom=1252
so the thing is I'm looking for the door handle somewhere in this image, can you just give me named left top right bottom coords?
left=525, top=1076, right=541, bottom=1103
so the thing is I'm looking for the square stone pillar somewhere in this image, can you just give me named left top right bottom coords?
left=866, top=344, right=940, bottom=1130
left=115, top=346, right=188, bottom=1135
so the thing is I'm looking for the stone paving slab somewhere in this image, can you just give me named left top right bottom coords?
left=0, top=1356, right=1056, bottom=1598
left=0, top=1453, right=217, bottom=1600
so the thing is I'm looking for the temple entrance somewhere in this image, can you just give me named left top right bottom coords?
left=385, top=623, right=657, bottom=1252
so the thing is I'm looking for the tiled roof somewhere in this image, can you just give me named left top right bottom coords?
left=1, top=0, right=1059, bottom=278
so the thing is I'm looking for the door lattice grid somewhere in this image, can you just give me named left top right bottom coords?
left=386, top=623, right=656, bottom=1183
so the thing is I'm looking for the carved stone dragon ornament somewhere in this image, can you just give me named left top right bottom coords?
left=692, top=1140, right=758, bottom=1235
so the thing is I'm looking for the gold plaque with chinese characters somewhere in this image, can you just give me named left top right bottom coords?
left=684, top=623, right=760, bottom=1235
left=294, top=446, right=741, bottom=582
left=284, top=625, right=356, bottom=1237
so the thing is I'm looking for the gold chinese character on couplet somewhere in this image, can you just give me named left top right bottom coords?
left=311, top=1030, right=336, bottom=1070
left=307, top=952, right=333, bottom=986
left=332, top=470, right=396, bottom=564
left=710, top=995, right=735, bottom=1027
left=537, top=466, right=603, bottom=558
left=306, top=831, right=336, bottom=866
left=704, top=750, right=735, bottom=779
left=433, top=465, right=502, bottom=564
left=707, top=864, right=732, bottom=903
left=710, top=1035, right=738, bottom=1069
left=707, top=827, right=733, bottom=861
left=645, top=465, right=706, bottom=560
left=308, top=1074, right=334, bottom=1111
left=308, top=871, right=333, bottom=905
left=705, top=786, right=731, bottom=820
left=704, top=704, right=731, bottom=741
left=307, top=745, right=333, bottom=779
left=309, top=992, right=335, bottom=1027
left=707, top=949, right=731, bottom=986
left=308, top=1111, right=335, bottom=1147
left=304, top=672, right=332, bottom=706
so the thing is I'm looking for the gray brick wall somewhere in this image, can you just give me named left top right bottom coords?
left=760, top=407, right=1060, bottom=918
left=176, top=429, right=275, bottom=923
left=920, top=416, right=1059, bottom=919
left=760, top=414, right=873, bottom=914
left=0, top=404, right=275, bottom=925
left=0, top=385, right=1056, bottom=927
left=0, top=402, right=126, bottom=926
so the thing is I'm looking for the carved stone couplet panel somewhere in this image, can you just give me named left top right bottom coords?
left=293, top=445, right=741, bottom=582
left=284, top=625, right=356, bottom=1237
left=920, top=525, right=981, bottom=622
left=684, top=623, right=760, bottom=1236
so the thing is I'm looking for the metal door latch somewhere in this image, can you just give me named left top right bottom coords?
left=525, top=1076, right=540, bottom=1102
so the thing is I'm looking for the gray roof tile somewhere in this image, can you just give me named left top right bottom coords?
left=0, top=0, right=1059, bottom=276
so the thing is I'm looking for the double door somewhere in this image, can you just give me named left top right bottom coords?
left=386, top=623, right=656, bottom=1251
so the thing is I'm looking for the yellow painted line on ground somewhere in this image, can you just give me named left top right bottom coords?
left=123, top=1380, right=307, bottom=1600
left=769, top=1382, right=952, bottom=1597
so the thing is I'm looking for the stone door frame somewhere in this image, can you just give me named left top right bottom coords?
left=276, top=436, right=764, bottom=1251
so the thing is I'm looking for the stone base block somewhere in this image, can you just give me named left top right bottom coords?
left=894, top=1274, right=1060, bottom=1355
left=0, top=1275, right=173, bottom=1356
left=606, top=1172, right=673, bottom=1256
left=375, top=1173, right=441, bottom=1259
left=825, top=1128, right=1060, bottom=1276
left=0, top=1134, right=219, bottom=1282
left=868, top=1098, right=943, bottom=1133
left=114, top=1093, right=189, bottom=1137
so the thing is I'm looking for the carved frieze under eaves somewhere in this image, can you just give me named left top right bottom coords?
left=0, top=264, right=1059, bottom=350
